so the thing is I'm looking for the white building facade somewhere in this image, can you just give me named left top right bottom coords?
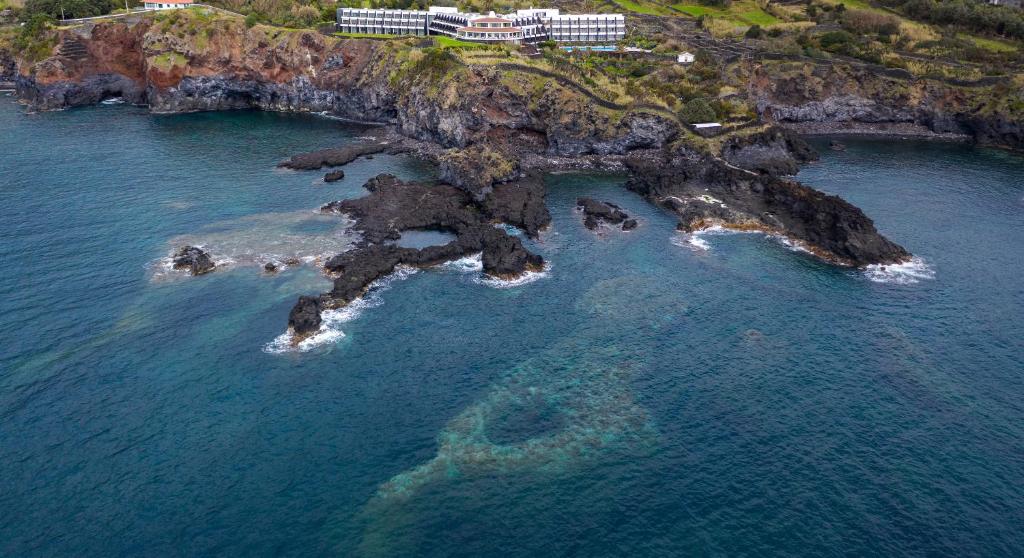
left=336, top=6, right=625, bottom=45
left=144, top=0, right=192, bottom=10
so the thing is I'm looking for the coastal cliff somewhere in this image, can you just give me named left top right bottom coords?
left=5, top=14, right=677, bottom=156
left=748, top=62, right=1024, bottom=150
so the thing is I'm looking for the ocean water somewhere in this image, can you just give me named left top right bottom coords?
left=1, top=95, right=1023, bottom=557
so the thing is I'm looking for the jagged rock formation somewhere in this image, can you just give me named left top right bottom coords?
left=720, top=128, right=818, bottom=176
left=288, top=173, right=547, bottom=344
left=748, top=62, right=1024, bottom=150
left=626, top=145, right=911, bottom=267
left=172, top=245, right=215, bottom=275
left=323, top=170, right=345, bottom=182
left=438, top=145, right=520, bottom=198
left=8, top=17, right=682, bottom=156
left=577, top=198, right=638, bottom=231
left=288, top=296, right=323, bottom=340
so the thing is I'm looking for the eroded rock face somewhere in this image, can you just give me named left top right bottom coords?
left=172, top=246, right=215, bottom=275
left=720, top=128, right=818, bottom=176
left=438, top=145, right=520, bottom=198
left=481, top=174, right=551, bottom=238
left=323, top=170, right=345, bottom=182
left=626, top=146, right=911, bottom=267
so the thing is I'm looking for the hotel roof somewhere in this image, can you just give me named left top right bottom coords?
left=469, top=16, right=513, bottom=23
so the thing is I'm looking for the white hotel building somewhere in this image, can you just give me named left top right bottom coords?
left=336, top=6, right=625, bottom=45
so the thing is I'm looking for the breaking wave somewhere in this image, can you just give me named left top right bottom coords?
left=442, top=253, right=550, bottom=288
left=264, top=266, right=419, bottom=354
left=863, top=257, right=935, bottom=285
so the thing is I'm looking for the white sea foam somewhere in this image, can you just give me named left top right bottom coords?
left=439, top=253, right=550, bottom=288
left=149, top=210, right=358, bottom=281
left=475, top=262, right=551, bottom=289
left=863, top=257, right=935, bottom=285
left=442, top=253, right=485, bottom=273
left=264, top=266, right=418, bottom=354
left=670, top=226, right=733, bottom=252
left=100, top=97, right=125, bottom=105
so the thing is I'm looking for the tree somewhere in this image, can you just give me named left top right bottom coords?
left=679, top=97, right=716, bottom=123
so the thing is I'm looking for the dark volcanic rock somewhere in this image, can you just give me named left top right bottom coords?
left=278, top=142, right=387, bottom=170
left=438, top=145, right=520, bottom=199
left=626, top=147, right=910, bottom=267
left=478, top=226, right=544, bottom=277
left=324, top=170, right=345, bottom=182
left=172, top=246, right=215, bottom=276
left=288, top=295, right=323, bottom=341
left=481, top=174, right=551, bottom=237
left=829, top=139, right=846, bottom=151
left=720, top=128, right=818, bottom=176
left=577, top=197, right=634, bottom=231
left=264, top=262, right=278, bottom=272
left=301, top=173, right=547, bottom=332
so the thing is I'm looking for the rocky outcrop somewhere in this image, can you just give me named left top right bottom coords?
left=438, top=145, right=520, bottom=198
left=480, top=174, right=551, bottom=237
left=278, top=142, right=387, bottom=170
left=626, top=146, right=911, bottom=267
left=576, top=198, right=637, bottom=231
left=172, top=245, right=215, bottom=275
left=720, top=128, right=818, bottom=176
left=290, top=173, right=546, bottom=344
left=288, top=295, right=323, bottom=342
left=323, top=170, right=345, bottom=182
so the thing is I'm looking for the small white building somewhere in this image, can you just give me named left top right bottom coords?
left=144, top=0, right=193, bottom=10
left=677, top=51, right=695, bottom=64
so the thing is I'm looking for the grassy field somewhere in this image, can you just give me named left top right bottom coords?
left=614, top=0, right=678, bottom=16
left=961, top=33, right=1019, bottom=53
left=672, top=0, right=780, bottom=26
left=434, top=36, right=489, bottom=49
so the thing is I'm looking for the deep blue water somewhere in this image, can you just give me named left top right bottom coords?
left=2, top=96, right=1023, bottom=557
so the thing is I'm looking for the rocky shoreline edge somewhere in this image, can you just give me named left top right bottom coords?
left=260, top=126, right=913, bottom=346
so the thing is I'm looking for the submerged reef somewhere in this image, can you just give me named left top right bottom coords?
left=367, top=275, right=682, bottom=504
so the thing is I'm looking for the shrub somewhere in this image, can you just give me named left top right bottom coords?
left=745, top=24, right=765, bottom=39
left=679, top=97, right=717, bottom=123
left=841, top=9, right=901, bottom=36
left=819, top=30, right=854, bottom=52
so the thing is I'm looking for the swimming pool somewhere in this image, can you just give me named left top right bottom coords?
left=562, top=45, right=617, bottom=52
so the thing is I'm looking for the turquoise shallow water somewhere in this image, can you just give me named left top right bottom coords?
left=1, top=96, right=1023, bottom=556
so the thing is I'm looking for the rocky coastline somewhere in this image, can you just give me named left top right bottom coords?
left=286, top=172, right=549, bottom=343
left=0, top=17, right=947, bottom=339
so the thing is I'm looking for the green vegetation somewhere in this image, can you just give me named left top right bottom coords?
left=878, top=0, right=1024, bottom=41
left=615, top=0, right=676, bottom=16
left=679, top=97, right=716, bottom=123
left=19, top=0, right=130, bottom=20
left=434, top=35, right=488, bottom=49
left=672, top=0, right=779, bottom=27
left=11, top=12, right=55, bottom=60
